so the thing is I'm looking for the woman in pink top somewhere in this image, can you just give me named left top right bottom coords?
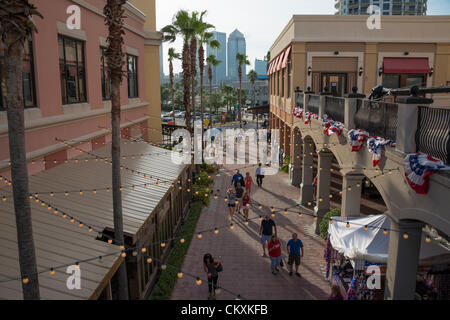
left=244, top=172, right=253, bottom=193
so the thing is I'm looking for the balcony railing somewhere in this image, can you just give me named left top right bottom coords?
left=307, top=95, right=320, bottom=114
left=296, top=93, right=304, bottom=108
left=324, top=96, right=345, bottom=123
left=354, top=100, right=398, bottom=141
left=416, top=107, right=450, bottom=164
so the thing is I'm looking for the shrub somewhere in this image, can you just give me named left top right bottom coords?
left=192, top=184, right=211, bottom=206
left=281, top=155, right=290, bottom=174
left=319, top=208, right=341, bottom=240
left=150, top=202, right=203, bottom=300
left=194, top=171, right=214, bottom=187
left=200, top=162, right=218, bottom=174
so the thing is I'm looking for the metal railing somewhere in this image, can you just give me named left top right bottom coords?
left=354, top=100, right=398, bottom=141
left=416, top=106, right=450, bottom=164
left=296, top=93, right=304, bottom=108
left=307, top=95, right=320, bottom=114
left=324, top=96, right=345, bottom=123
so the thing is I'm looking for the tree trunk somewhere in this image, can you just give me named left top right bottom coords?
left=105, top=0, right=128, bottom=300
left=4, top=34, right=40, bottom=301
left=209, top=66, right=213, bottom=125
left=190, top=38, right=197, bottom=128
left=170, top=61, right=175, bottom=124
left=198, top=45, right=205, bottom=161
left=238, top=66, right=242, bottom=128
left=183, top=41, right=192, bottom=133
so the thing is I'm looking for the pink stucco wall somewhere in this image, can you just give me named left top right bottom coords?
left=0, top=0, right=149, bottom=169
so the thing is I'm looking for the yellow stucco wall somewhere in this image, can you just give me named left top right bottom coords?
left=435, top=44, right=450, bottom=86
left=130, top=0, right=162, bottom=144
left=364, top=43, right=378, bottom=96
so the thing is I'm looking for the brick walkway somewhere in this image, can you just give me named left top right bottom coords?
left=171, top=162, right=331, bottom=300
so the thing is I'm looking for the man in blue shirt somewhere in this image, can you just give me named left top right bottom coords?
left=287, top=233, right=304, bottom=277
left=231, top=170, right=244, bottom=189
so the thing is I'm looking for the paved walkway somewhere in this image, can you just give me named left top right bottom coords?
left=171, top=162, right=331, bottom=300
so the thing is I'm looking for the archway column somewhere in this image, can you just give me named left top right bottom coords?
left=314, top=151, right=333, bottom=234
left=384, top=219, right=423, bottom=300
left=341, top=174, right=364, bottom=217
left=290, top=130, right=302, bottom=187
left=300, top=140, right=314, bottom=206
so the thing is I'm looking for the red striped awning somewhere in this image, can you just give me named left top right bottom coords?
left=276, top=52, right=285, bottom=72
left=269, top=61, right=275, bottom=75
left=383, top=57, right=430, bottom=74
left=281, top=46, right=291, bottom=69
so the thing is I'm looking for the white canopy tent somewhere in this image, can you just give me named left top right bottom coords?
left=328, top=214, right=450, bottom=265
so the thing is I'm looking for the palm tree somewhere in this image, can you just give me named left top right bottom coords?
left=206, top=54, right=221, bottom=124
left=196, top=15, right=217, bottom=127
left=264, top=51, right=271, bottom=73
left=236, top=53, right=250, bottom=128
left=168, top=48, right=181, bottom=124
left=189, top=11, right=203, bottom=129
left=104, top=0, right=129, bottom=300
left=0, top=0, right=42, bottom=300
left=221, top=84, right=234, bottom=115
left=162, top=10, right=195, bottom=133
left=247, top=69, right=258, bottom=106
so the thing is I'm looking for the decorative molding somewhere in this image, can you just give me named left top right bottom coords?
left=0, top=101, right=149, bottom=136
left=126, top=45, right=139, bottom=57
left=56, top=20, right=87, bottom=41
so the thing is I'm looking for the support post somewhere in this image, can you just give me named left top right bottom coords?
left=314, top=152, right=333, bottom=234
left=300, top=140, right=314, bottom=206
left=341, top=174, right=364, bottom=217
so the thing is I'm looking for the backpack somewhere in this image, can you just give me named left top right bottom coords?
left=215, top=263, right=223, bottom=272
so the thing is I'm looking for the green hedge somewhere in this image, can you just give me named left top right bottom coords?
left=150, top=201, right=204, bottom=300
left=200, top=163, right=218, bottom=174
left=195, top=171, right=214, bottom=187
left=281, top=155, right=290, bottom=174
left=319, top=208, right=341, bottom=240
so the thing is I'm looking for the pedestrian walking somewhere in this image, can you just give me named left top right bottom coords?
left=244, top=172, right=253, bottom=194
left=242, top=192, right=250, bottom=220
left=268, top=235, right=282, bottom=275
left=259, top=214, right=277, bottom=257
left=235, top=182, right=244, bottom=214
left=287, top=233, right=304, bottom=278
left=226, top=188, right=236, bottom=220
left=256, top=163, right=265, bottom=188
left=203, top=254, right=222, bottom=300
left=328, top=285, right=344, bottom=300
left=231, top=170, right=244, bottom=189
left=313, top=175, right=318, bottom=201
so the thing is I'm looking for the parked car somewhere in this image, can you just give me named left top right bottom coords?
left=162, top=115, right=172, bottom=123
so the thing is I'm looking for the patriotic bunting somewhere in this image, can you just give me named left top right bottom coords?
left=404, top=153, right=450, bottom=194
left=367, top=137, right=396, bottom=167
left=348, top=129, right=370, bottom=152
left=322, top=115, right=344, bottom=136
left=292, top=107, right=304, bottom=119
left=304, top=112, right=318, bottom=124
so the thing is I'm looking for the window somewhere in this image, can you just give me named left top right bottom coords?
left=287, top=57, right=292, bottom=98
left=127, top=54, right=138, bottom=98
left=277, top=71, right=280, bottom=96
left=382, top=74, right=426, bottom=89
left=0, top=40, right=36, bottom=110
left=100, top=48, right=111, bottom=100
left=281, top=69, right=285, bottom=97
left=59, top=35, right=86, bottom=104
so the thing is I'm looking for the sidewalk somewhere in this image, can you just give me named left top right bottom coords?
left=171, top=164, right=331, bottom=300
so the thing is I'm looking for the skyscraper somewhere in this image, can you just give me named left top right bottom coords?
left=206, top=31, right=227, bottom=85
left=335, top=0, right=427, bottom=15
left=227, top=29, right=247, bottom=81
left=254, top=59, right=268, bottom=77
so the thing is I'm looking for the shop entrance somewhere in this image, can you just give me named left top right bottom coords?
left=322, top=73, right=348, bottom=97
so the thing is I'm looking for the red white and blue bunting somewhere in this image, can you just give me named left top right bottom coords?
left=304, top=112, right=318, bottom=124
left=293, top=107, right=304, bottom=119
left=348, top=129, right=370, bottom=152
left=404, top=153, right=450, bottom=194
left=367, top=137, right=396, bottom=167
left=322, top=115, right=345, bottom=136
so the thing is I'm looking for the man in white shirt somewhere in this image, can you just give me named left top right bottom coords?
left=256, top=163, right=265, bottom=188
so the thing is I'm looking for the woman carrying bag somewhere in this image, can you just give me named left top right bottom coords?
left=203, top=253, right=223, bottom=300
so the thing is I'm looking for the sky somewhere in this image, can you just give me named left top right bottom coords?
left=156, top=0, right=450, bottom=75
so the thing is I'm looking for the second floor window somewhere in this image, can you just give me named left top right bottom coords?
left=287, top=57, right=292, bottom=98
left=100, top=48, right=111, bottom=101
left=127, top=54, right=138, bottom=98
left=0, top=40, right=36, bottom=110
left=58, top=35, right=86, bottom=105
left=281, top=69, right=285, bottom=97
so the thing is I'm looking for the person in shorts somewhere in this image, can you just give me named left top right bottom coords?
left=287, top=233, right=304, bottom=277
left=235, top=182, right=244, bottom=214
left=259, top=214, right=277, bottom=257
left=226, top=188, right=236, bottom=220
left=242, top=192, right=250, bottom=220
